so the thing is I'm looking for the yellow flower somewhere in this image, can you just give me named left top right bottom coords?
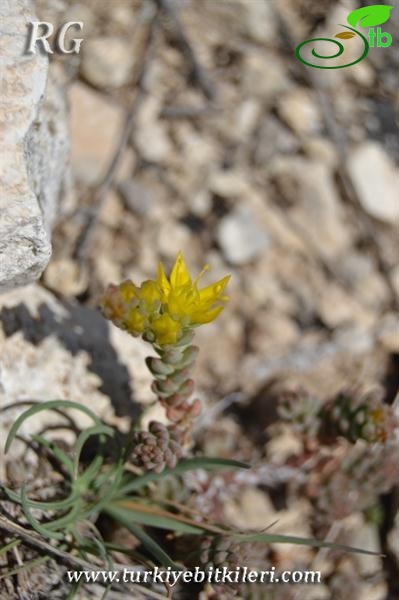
left=151, top=313, right=182, bottom=345
left=125, top=307, right=146, bottom=336
left=100, top=280, right=137, bottom=324
left=101, top=252, right=230, bottom=345
left=157, top=252, right=230, bottom=326
left=138, top=280, right=162, bottom=311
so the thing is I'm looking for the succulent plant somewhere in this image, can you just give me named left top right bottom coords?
left=130, top=420, right=183, bottom=473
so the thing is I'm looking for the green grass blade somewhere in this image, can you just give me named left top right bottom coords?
left=105, top=503, right=205, bottom=534
left=0, top=555, right=49, bottom=580
left=32, top=434, right=74, bottom=475
left=234, top=532, right=381, bottom=556
left=119, top=457, right=250, bottom=495
left=77, top=455, right=104, bottom=487
left=73, top=424, right=114, bottom=478
left=0, top=539, right=20, bottom=556
left=21, top=485, right=64, bottom=541
left=5, top=400, right=102, bottom=454
left=104, top=505, right=182, bottom=569
left=2, top=481, right=77, bottom=512
left=45, top=500, right=83, bottom=532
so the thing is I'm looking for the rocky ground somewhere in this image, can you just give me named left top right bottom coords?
left=1, top=1, right=399, bottom=599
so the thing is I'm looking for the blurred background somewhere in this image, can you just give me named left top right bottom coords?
left=1, top=0, right=399, bottom=598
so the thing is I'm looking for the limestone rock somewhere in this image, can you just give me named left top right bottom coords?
left=0, top=284, right=154, bottom=465
left=348, top=142, right=399, bottom=224
left=0, top=0, right=69, bottom=291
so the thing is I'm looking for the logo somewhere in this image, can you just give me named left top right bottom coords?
left=295, top=4, right=393, bottom=69
left=26, top=21, right=84, bottom=55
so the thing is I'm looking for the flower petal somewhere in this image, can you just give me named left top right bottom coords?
left=190, top=305, right=225, bottom=324
left=157, top=262, right=171, bottom=295
left=198, top=275, right=231, bottom=305
left=170, top=252, right=192, bottom=288
left=151, top=313, right=182, bottom=345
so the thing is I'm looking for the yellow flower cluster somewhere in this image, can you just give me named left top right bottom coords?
left=101, top=252, right=230, bottom=346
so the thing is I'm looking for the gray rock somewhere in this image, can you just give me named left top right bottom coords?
left=118, top=179, right=155, bottom=216
left=217, top=206, right=270, bottom=265
left=69, top=82, right=124, bottom=185
left=348, top=142, right=399, bottom=224
left=0, top=0, right=69, bottom=292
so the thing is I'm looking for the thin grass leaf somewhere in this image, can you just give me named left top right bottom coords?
left=45, top=500, right=82, bottom=532
left=73, top=424, right=114, bottom=478
left=21, top=485, right=64, bottom=541
left=5, top=400, right=102, bottom=454
left=106, top=503, right=205, bottom=534
left=100, top=584, right=112, bottom=600
left=119, top=457, right=250, bottom=495
left=104, top=505, right=182, bottom=569
left=32, top=434, right=74, bottom=475
left=0, top=555, right=50, bottom=580
left=4, top=483, right=78, bottom=511
left=108, top=499, right=230, bottom=536
left=77, top=455, right=104, bottom=487
left=65, top=579, right=83, bottom=600
left=105, top=542, right=151, bottom=564
left=0, top=539, right=20, bottom=556
left=234, top=532, right=381, bottom=556
left=84, top=467, right=124, bottom=516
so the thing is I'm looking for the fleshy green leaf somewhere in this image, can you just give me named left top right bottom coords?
left=119, top=457, right=250, bottom=495
left=347, top=5, right=393, bottom=28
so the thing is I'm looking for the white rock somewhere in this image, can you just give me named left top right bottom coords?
left=243, top=52, right=289, bottom=101
left=0, top=283, right=156, bottom=465
left=135, top=98, right=173, bottom=164
left=217, top=206, right=270, bottom=265
left=225, top=488, right=276, bottom=530
left=277, top=88, right=321, bottom=135
left=241, top=0, right=277, bottom=44
left=269, top=158, right=352, bottom=259
left=377, top=314, right=399, bottom=352
left=0, top=286, right=111, bottom=464
left=348, top=142, right=399, bottom=224
left=208, top=170, right=251, bottom=198
left=0, top=0, right=69, bottom=291
left=81, top=37, right=135, bottom=88
left=64, top=3, right=95, bottom=35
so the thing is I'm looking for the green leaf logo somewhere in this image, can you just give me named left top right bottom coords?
left=347, top=5, right=393, bottom=28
